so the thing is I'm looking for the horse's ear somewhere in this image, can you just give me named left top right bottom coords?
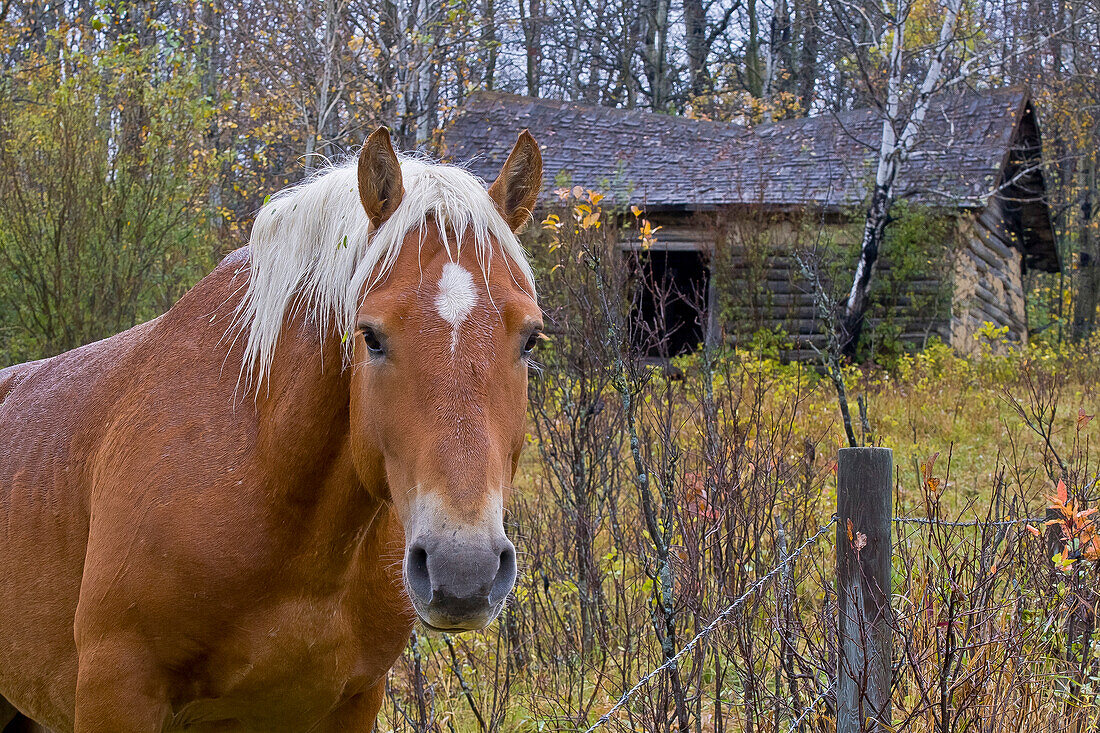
left=488, top=129, right=542, bottom=232
left=358, top=127, right=404, bottom=228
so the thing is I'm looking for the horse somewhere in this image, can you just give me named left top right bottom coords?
left=0, top=127, right=543, bottom=732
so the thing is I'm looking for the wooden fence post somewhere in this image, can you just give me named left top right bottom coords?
left=837, top=447, right=893, bottom=733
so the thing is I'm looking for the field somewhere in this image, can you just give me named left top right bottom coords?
left=378, top=341, right=1100, bottom=732
left=376, top=212, right=1100, bottom=732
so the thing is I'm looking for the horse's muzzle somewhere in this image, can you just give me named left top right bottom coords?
left=404, top=532, right=516, bottom=631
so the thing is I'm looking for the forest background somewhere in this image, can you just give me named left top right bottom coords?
left=0, top=0, right=1098, bottom=364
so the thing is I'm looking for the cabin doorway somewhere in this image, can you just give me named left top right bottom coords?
left=632, top=249, right=711, bottom=358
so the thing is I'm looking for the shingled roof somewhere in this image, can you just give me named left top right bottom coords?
left=445, top=87, right=1059, bottom=271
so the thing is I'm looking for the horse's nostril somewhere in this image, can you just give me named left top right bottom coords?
left=407, top=536, right=516, bottom=627
left=489, top=544, right=517, bottom=605
left=406, top=544, right=432, bottom=605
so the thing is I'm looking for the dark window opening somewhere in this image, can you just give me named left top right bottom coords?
left=631, top=249, right=709, bottom=358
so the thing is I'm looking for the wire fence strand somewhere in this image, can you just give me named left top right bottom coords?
left=787, top=682, right=834, bottom=733
left=582, top=516, right=838, bottom=733
left=892, top=516, right=1046, bottom=528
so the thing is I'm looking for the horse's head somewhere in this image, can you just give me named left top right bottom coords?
left=349, top=128, right=542, bottom=631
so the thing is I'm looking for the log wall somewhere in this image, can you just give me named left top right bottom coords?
left=951, top=207, right=1028, bottom=351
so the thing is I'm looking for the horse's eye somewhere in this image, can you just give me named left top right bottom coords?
left=523, top=331, right=542, bottom=356
left=362, top=327, right=385, bottom=358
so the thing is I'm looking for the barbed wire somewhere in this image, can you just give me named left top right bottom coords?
left=579, top=511, right=1047, bottom=731
left=892, top=516, right=1046, bottom=528
left=582, top=516, right=838, bottom=733
left=787, top=682, right=834, bottom=733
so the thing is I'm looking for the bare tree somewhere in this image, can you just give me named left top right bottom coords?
left=683, top=0, right=739, bottom=105
left=641, top=0, right=673, bottom=110
left=517, top=0, right=542, bottom=96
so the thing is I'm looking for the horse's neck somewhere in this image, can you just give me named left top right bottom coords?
left=195, top=249, right=351, bottom=456
left=267, top=338, right=398, bottom=567
left=188, top=252, right=388, bottom=548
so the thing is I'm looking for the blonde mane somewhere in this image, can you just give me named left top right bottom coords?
left=233, top=156, right=536, bottom=389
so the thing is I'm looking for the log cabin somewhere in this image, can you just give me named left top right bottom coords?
left=445, top=87, right=1059, bottom=359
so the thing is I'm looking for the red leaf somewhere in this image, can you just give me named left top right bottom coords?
left=1079, top=408, right=1094, bottom=430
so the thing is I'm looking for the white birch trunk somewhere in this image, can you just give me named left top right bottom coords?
left=841, top=0, right=964, bottom=354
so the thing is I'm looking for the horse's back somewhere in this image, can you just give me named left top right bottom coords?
left=0, top=359, right=39, bottom=406
left=0, top=319, right=163, bottom=732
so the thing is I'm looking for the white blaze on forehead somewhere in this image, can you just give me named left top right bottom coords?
left=435, top=262, right=477, bottom=353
